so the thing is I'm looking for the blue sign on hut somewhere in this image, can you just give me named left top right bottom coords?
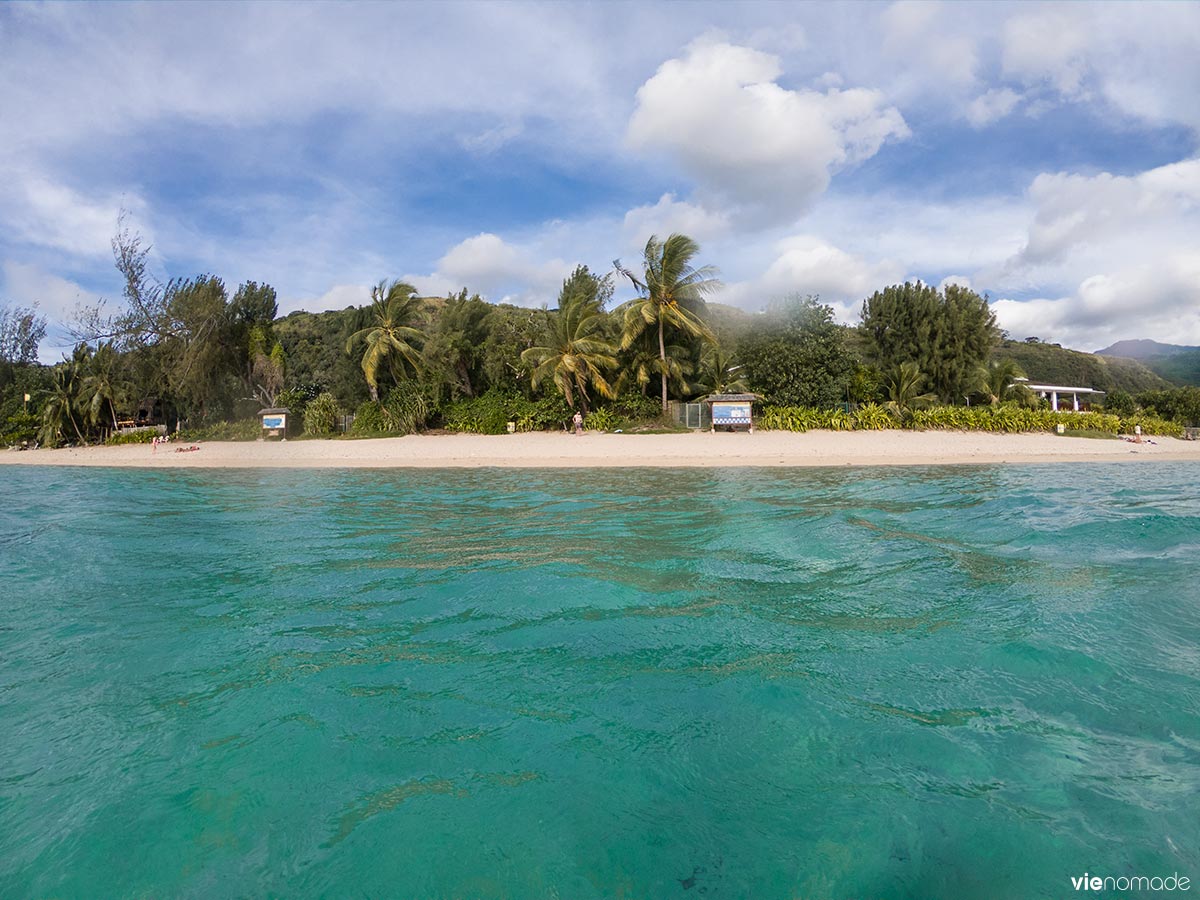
left=258, top=407, right=291, bottom=441
left=703, top=393, right=759, bottom=433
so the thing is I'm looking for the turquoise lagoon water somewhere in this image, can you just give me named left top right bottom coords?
left=1, top=464, right=1198, bottom=899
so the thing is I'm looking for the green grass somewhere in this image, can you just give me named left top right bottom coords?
left=1056, top=429, right=1122, bottom=440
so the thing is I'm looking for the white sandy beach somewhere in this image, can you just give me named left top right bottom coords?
left=3, top=430, right=1199, bottom=468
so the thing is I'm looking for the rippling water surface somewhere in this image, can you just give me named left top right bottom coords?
left=1, top=464, right=1198, bottom=898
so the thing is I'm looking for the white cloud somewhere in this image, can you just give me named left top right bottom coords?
left=989, top=158, right=1200, bottom=348
left=1011, top=158, right=1200, bottom=268
left=993, top=255, right=1200, bottom=349
left=2, top=262, right=99, bottom=322
left=2, top=2, right=1198, bottom=358
left=999, top=3, right=1200, bottom=131
left=626, top=39, right=909, bottom=226
left=881, top=1, right=979, bottom=90
left=965, top=88, right=1021, bottom=127
left=296, top=284, right=372, bottom=315
left=1, top=261, right=103, bottom=362
left=0, top=168, right=132, bottom=259
left=1001, top=9, right=1090, bottom=97
left=721, top=234, right=906, bottom=321
left=403, top=233, right=575, bottom=307
left=621, top=194, right=730, bottom=248
left=939, top=275, right=973, bottom=292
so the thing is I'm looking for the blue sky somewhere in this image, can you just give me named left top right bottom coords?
left=2, top=0, right=1198, bottom=360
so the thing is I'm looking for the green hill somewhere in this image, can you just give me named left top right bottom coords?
left=1094, top=340, right=1200, bottom=386
left=1142, top=351, right=1200, bottom=386
left=993, top=340, right=1172, bottom=393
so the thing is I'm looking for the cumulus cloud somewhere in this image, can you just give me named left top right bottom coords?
left=403, top=233, right=575, bottom=307
left=993, top=256, right=1200, bottom=349
left=721, top=234, right=906, bottom=321
left=621, top=194, right=730, bottom=249
left=626, top=39, right=909, bottom=226
left=1011, top=158, right=1200, bottom=268
left=989, top=158, right=1200, bottom=347
left=1000, top=3, right=1200, bottom=131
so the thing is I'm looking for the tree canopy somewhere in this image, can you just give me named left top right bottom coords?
left=738, top=296, right=857, bottom=407
left=861, top=281, right=1000, bottom=403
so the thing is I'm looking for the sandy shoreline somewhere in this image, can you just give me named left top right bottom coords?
left=3, top=430, right=1199, bottom=469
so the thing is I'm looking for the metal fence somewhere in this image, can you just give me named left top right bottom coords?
left=670, top=402, right=712, bottom=430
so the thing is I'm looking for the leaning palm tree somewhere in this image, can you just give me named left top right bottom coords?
left=346, top=280, right=426, bottom=401
left=978, top=359, right=1025, bottom=406
left=883, top=361, right=937, bottom=419
left=615, top=233, right=719, bottom=412
left=39, top=351, right=89, bottom=446
left=521, top=291, right=617, bottom=414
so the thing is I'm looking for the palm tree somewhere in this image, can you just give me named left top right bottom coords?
left=615, top=330, right=695, bottom=398
left=692, top=345, right=748, bottom=396
left=883, top=361, right=937, bottom=419
left=82, top=341, right=123, bottom=431
left=39, top=350, right=88, bottom=446
left=978, top=359, right=1025, bottom=405
left=346, top=280, right=426, bottom=401
left=521, top=290, right=617, bottom=414
left=615, top=233, right=719, bottom=411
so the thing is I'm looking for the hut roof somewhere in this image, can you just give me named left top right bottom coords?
left=701, top=393, right=760, bottom=403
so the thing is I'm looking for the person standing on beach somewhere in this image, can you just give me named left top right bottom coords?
left=573, top=411, right=584, bottom=435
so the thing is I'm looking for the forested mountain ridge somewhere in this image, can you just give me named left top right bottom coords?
left=1096, top=339, right=1200, bottom=359
left=1095, top=339, right=1200, bottom=386
left=996, top=340, right=1172, bottom=393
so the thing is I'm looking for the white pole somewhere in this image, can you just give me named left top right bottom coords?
left=1051, top=390, right=1059, bottom=412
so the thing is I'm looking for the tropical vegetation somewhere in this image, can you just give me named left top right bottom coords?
left=3, top=226, right=1199, bottom=449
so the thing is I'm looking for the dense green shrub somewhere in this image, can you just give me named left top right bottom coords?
left=1103, top=390, right=1137, bottom=418
left=303, top=392, right=340, bottom=435
left=612, top=393, right=662, bottom=423
left=442, top=390, right=512, bottom=434
left=759, top=403, right=1182, bottom=436
left=516, top=396, right=573, bottom=431
left=179, top=420, right=261, bottom=441
left=852, top=402, right=892, bottom=430
left=382, top=382, right=433, bottom=435
left=1, top=410, right=40, bottom=445
left=584, top=408, right=619, bottom=432
left=1135, top=387, right=1200, bottom=426
left=1120, top=414, right=1183, bottom=438
left=351, top=401, right=387, bottom=434
left=441, top=390, right=573, bottom=434
left=759, top=407, right=823, bottom=432
left=106, top=429, right=159, bottom=445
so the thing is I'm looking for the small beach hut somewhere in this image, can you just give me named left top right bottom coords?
left=702, top=393, right=759, bottom=433
left=258, top=407, right=291, bottom=440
